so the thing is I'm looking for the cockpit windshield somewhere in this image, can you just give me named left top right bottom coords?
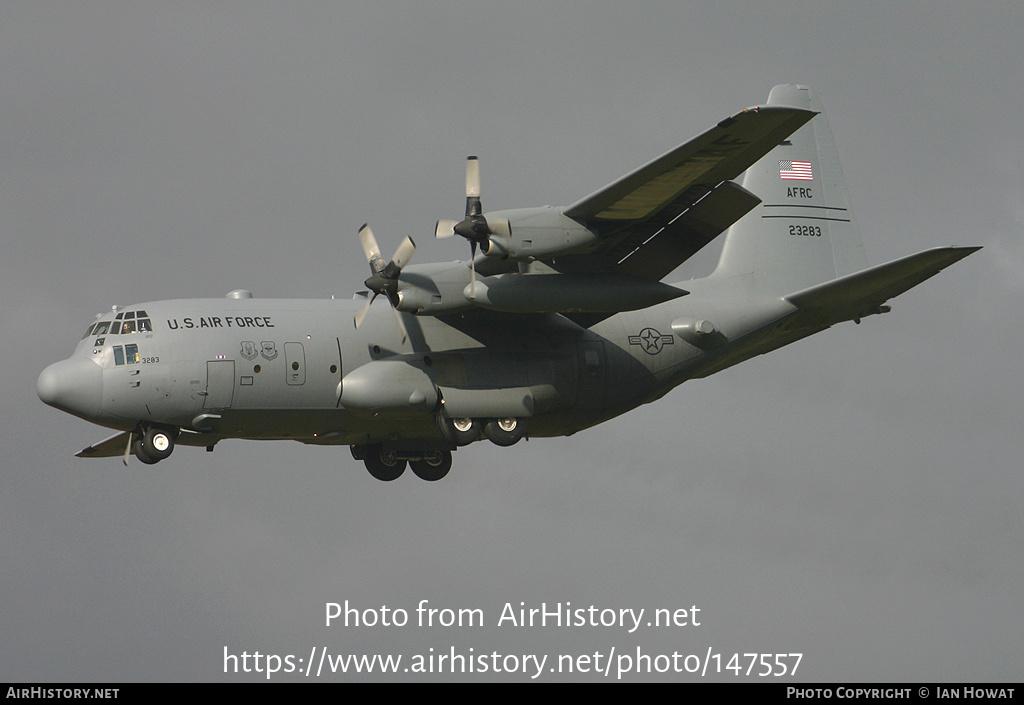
left=82, top=321, right=111, bottom=339
left=82, top=310, right=152, bottom=339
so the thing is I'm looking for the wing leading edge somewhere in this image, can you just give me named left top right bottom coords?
left=564, top=105, right=815, bottom=224
left=550, top=105, right=815, bottom=280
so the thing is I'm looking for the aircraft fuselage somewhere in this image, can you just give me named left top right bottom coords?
left=39, top=280, right=796, bottom=454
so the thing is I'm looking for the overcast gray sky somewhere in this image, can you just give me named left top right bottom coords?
left=3, top=1, right=1021, bottom=682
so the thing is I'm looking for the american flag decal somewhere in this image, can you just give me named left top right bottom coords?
left=779, top=160, right=813, bottom=181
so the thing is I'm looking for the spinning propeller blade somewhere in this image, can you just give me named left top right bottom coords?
left=434, top=156, right=509, bottom=294
left=352, top=225, right=415, bottom=342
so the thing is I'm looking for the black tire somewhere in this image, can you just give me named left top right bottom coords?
left=410, top=451, right=452, bottom=481
left=133, top=438, right=160, bottom=465
left=140, top=427, right=175, bottom=461
left=364, top=445, right=406, bottom=481
left=483, top=417, right=524, bottom=446
left=436, top=414, right=480, bottom=446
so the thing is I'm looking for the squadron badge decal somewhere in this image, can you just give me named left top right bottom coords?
left=260, top=341, right=279, bottom=360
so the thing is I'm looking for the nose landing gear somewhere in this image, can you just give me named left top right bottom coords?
left=132, top=426, right=177, bottom=464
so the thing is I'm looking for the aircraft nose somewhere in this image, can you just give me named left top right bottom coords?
left=37, top=357, right=103, bottom=419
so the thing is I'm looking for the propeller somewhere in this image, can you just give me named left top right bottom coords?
left=435, top=156, right=509, bottom=297
left=354, top=224, right=414, bottom=342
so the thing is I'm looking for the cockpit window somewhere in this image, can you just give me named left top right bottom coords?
left=112, top=344, right=140, bottom=366
left=107, top=311, right=151, bottom=335
left=83, top=321, right=111, bottom=339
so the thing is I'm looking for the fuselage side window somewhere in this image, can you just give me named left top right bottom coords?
left=113, top=346, right=125, bottom=366
left=125, top=344, right=139, bottom=364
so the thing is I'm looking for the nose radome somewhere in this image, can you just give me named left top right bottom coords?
left=37, top=357, right=103, bottom=419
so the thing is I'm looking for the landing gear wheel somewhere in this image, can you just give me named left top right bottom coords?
left=483, top=417, right=524, bottom=446
left=410, top=451, right=453, bottom=481
left=132, top=438, right=159, bottom=464
left=436, top=414, right=480, bottom=446
left=363, top=445, right=407, bottom=481
left=140, top=427, right=175, bottom=461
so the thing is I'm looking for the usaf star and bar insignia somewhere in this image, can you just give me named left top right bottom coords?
left=628, top=327, right=675, bottom=355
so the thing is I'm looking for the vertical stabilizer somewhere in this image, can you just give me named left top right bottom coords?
left=712, top=85, right=866, bottom=296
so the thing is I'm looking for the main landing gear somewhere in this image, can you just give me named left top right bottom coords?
left=133, top=426, right=177, bottom=464
left=436, top=414, right=526, bottom=447
left=355, top=415, right=526, bottom=482
left=354, top=444, right=454, bottom=482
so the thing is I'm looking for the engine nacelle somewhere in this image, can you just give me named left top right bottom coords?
left=465, top=273, right=687, bottom=313
left=478, top=206, right=595, bottom=261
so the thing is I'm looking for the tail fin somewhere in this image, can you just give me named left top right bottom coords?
left=712, top=85, right=867, bottom=296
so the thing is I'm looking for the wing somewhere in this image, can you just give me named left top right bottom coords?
left=395, top=102, right=815, bottom=323
left=552, top=105, right=815, bottom=280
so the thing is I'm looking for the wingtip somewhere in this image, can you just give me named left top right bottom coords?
left=950, top=245, right=983, bottom=261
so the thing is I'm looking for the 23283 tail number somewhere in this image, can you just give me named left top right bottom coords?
left=789, top=224, right=822, bottom=237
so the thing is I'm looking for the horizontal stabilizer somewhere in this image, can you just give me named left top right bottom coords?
left=784, top=246, right=980, bottom=322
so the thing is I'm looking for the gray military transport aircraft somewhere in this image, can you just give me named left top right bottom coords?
left=38, top=85, right=978, bottom=481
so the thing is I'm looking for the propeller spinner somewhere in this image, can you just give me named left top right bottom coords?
left=354, top=224, right=414, bottom=342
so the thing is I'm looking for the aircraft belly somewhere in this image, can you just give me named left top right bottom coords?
left=205, top=407, right=446, bottom=446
